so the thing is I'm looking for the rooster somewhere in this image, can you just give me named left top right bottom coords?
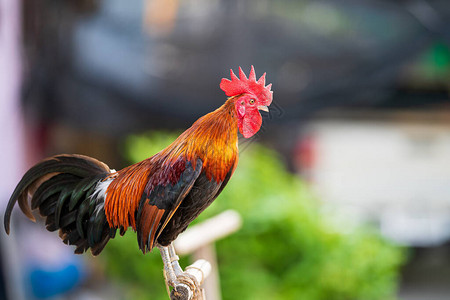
left=4, top=66, right=272, bottom=288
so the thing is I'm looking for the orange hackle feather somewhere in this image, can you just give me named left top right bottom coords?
left=104, top=96, right=239, bottom=233
left=104, top=161, right=153, bottom=229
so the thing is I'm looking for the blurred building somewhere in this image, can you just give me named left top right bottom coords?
left=295, top=110, right=450, bottom=247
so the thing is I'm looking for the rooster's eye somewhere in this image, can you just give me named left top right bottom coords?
left=249, top=99, right=255, bottom=105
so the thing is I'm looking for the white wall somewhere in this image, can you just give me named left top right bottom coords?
left=302, top=118, right=450, bottom=246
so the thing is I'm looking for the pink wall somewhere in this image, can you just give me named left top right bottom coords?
left=0, top=0, right=25, bottom=210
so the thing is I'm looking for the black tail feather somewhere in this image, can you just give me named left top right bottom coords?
left=4, top=154, right=117, bottom=256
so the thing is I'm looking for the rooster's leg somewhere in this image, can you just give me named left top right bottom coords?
left=168, top=243, right=184, bottom=277
left=158, top=244, right=179, bottom=286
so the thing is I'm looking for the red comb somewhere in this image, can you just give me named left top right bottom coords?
left=220, top=65, right=273, bottom=105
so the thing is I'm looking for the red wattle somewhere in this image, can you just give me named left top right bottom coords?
left=238, top=111, right=262, bottom=138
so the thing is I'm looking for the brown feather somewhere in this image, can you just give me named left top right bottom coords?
left=18, top=192, right=35, bottom=222
left=138, top=204, right=165, bottom=252
left=18, top=172, right=60, bottom=222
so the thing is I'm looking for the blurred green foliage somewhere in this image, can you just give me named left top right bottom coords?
left=99, top=131, right=405, bottom=300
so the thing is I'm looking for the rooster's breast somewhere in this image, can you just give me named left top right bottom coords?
left=156, top=166, right=234, bottom=246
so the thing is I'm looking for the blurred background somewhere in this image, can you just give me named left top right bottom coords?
left=1, top=0, right=450, bottom=299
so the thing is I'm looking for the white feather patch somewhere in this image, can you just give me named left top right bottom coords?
left=91, top=176, right=115, bottom=217
left=91, top=170, right=117, bottom=216
left=92, top=177, right=114, bottom=201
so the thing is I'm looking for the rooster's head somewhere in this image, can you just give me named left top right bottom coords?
left=220, top=66, right=273, bottom=138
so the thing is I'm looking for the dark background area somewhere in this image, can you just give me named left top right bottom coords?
left=22, top=0, right=450, bottom=163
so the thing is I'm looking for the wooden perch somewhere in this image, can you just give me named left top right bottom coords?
left=170, top=260, right=211, bottom=300
left=174, top=210, right=242, bottom=255
left=167, top=210, right=242, bottom=300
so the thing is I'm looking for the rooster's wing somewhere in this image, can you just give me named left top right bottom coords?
left=136, top=159, right=203, bottom=253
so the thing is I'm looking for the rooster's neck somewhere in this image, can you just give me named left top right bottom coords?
left=160, top=97, right=240, bottom=181
left=193, top=96, right=238, bottom=139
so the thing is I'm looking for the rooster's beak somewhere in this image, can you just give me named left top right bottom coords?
left=258, top=105, right=269, bottom=112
